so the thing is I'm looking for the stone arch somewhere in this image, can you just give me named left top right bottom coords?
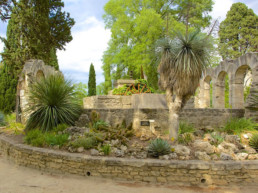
left=213, top=71, right=229, bottom=108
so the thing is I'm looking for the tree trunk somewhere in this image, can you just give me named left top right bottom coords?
left=166, top=89, right=183, bottom=141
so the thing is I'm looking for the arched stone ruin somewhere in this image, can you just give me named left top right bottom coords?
left=17, top=60, right=60, bottom=123
left=198, top=53, right=258, bottom=121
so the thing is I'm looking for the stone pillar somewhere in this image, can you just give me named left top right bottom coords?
left=213, top=81, right=225, bottom=108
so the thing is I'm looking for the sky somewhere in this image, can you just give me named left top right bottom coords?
left=0, top=0, right=257, bottom=85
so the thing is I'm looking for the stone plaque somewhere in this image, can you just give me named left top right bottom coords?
left=141, top=121, right=150, bottom=126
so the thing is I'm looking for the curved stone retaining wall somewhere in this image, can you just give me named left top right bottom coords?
left=0, top=135, right=258, bottom=186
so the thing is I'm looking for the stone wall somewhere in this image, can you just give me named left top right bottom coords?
left=0, top=135, right=257, bottom=186
left=81, top=108, right=245, bottom=132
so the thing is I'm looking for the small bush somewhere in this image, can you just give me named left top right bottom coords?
left=0, top=111, right=5, bottom=126
left=179, top=121, right=195, bottom=134
left=178, top=132, right=195, bottom=145
left=70, top=137, right=97, bottom=149
left=148, top=138, right=171, bottom=157
left=210, top=133, right=224, bottom=146
left=45, top=133, right=69, bottom=147
left=24, top=129, right=45, bottom=147
left=220, top=118, right=258, bottom=135
left=101, top=144, right=111, bottom=155
left=53, top=124, right=68, bottom=133
left=249, top=133, right=258, bottom=151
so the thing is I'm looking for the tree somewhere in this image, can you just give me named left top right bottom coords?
left=88, top=63, right=96, bottom=96
left=74, top=82, right=88, bottom=105
left=157, top=31, right=213, bottom=140
left=102, top=0, right=214, bottom=93
left=218, top=3, right=258, bottom=59
left=0, top=0, right=75, bottom=114
left=0, top=0, right=14, bottom=21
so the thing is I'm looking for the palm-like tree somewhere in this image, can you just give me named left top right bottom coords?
left=157, top=31, right=212, bottom=140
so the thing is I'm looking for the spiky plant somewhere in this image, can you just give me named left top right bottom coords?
left=25, top=74, right=81, bottom=132
left=148, top=138, right=171, bottom=157
left=249, top=133, right=258, bottom=152
left=157, top=31, right=213, bottom=140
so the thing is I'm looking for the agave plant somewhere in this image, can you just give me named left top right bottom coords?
left=148, top=138, right=171, bottom=157
left=25, top=74, right=81, bottom=132
left=249, top=133, right=258, bottom=152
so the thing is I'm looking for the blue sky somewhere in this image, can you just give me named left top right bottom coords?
left=0, top=0, right=257, bottom=85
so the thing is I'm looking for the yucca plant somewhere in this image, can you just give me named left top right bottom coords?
left=25, top=74, right=81, bottom=132
left=148, top=138, right=171, bottom=157
left=249, top=133, right=258, bottom=152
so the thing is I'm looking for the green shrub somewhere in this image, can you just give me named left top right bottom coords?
left=249, top=133, right=258, bottom=151
left=24, top=129, right=45, bottom=147
left=101, top=144, right=111, bottom=155
left=25, top=74, right=81, bottom=132
left=178, top=132, right=195, bottom=145
left=220, top=118, right=258, bottom=135
left=0, top=111, right=5, bottom=126
left=148, top=138, right=171, bottom=157
left=70, top=137, right=97, bottom=149
left=45, top=133, right=69, bottom=147
left=53, top=124, right=68, bottom=133
left=210, top=133, right=224, bottom=146
left=179, top=121, right=195, bottom=134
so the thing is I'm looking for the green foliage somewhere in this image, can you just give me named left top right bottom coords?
left=112, top=79, right=154, bottom=95
left=96, top=82, right=106, bottom=95
left=249, top=133, right=258, bottom=151
left=0, top=111, right=5, bottom=126
left=74, top=82, right=88, bottom=105
left=25, top=74, right=81, bottom=132
left=101, top=144, right=111, bottom=155
left=210, top=133, right=224, bottom=146
left=244, top=85, right=251, bottom=102
left=70, top=137, right=97, bottom=150
left=220, top=118, right=258, bottom=135
left=102, top=0, right=214, bottom=93
left=44, top=133, right=69, bottom=147
left=53, top=124, right=68, bottom=133
left=178, top=133, right=195, bottom=145
left=0, top=0, right=75, bottom=113
left=88, top=63, right=96, bottom=96
left=148, top=138, right=171, bottom=157
left=179, top=122, right=195, bottom=134
left=218, top=3, right=258, bottom=59
left=25, top=129, right=69, bottom=147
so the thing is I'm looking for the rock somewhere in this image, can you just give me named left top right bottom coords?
left=245, top=146, right=257, bottom=154
left=115, top=149, right=125, bottom=157
left=179, top=156, right=190, bottom=160
left=169, top=153, right=178, bottom=160
left=236, top=153, right=248, bottom=160
left=53, top=145, right=60, bottom=150
left=68, top=135, right=72, bottom=140
left=111, top=139, right=120, bottom=147
left=135, top=152, right=147, bottom=159
left=203, top=134, right=216, bottom=144
left=192, top=140, right=215, bottom=154
left=90, top=149, right=99, bottom=156
left=159, top=155, right=170, bottom=160
left=195, top=151, right=211, bottom=161
left=194, top=130, right=205, bottom=137
left=120, top=145, right=128, bottom=153
left=248, top=154, right=258, bottom=160
left=220, top=153, right=233, bottom=160
left=225, top=135, right=244, bottom=149
left=76, top=147, right=84, bottom=153
left=68, top=147, right=75, bottom=153
left=243, top=133, right=252, bottom=139
left=217, top=141, right=238, bottom=154
left=174, top=145, right=191, bottom=156
left=65, top=127, right=88, bottom=135
left=210, top=154, right=219, bottom=161
left=140, top=134, right=151, bottom=141
left=75, top=114, right=90, bottom=127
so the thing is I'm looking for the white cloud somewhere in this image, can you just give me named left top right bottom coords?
left=211, top=0, right=234, bottom=21
left=57, top=16, right=111, bottom=84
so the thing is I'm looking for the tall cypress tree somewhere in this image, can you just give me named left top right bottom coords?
left=88, top=63, right=96, bottom=96
left=0, top=0, right=75, bottom=113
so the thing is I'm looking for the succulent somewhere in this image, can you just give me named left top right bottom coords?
left=148, top=138, right=171, bottom=157
left=249, top=133, right=258, bottom=152
left=0, top=111, right=5, bottom=126
left=178, top=132, right=195, bottom=145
